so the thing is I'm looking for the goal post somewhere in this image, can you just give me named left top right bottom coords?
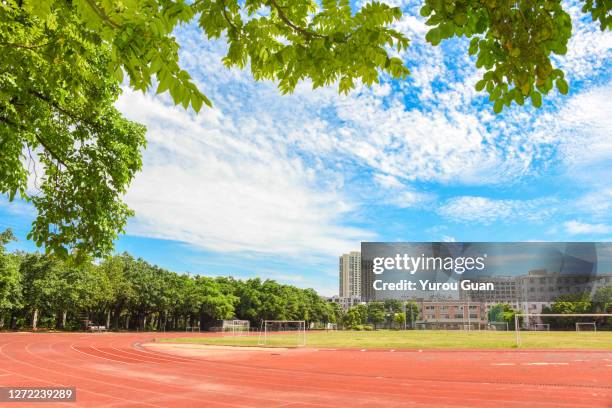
left=258, top=320, right=306, bottom=347
left=576, top=322, right=597, bottom=332
left=515, top=313, right=612, bottom=346
left=221, top=319, right=250, bottom=336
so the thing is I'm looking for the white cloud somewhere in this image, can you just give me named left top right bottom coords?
left=110, top=3, right=610, bottom=267
left=438, top=196, right=557, bottom=224
left=117, top=90, right=373, bottom=258
left=0, top=200, right=35, bottom=217
left=574, top=189, right=612, bottom=219
left=564, top=221, right=611, bottom=235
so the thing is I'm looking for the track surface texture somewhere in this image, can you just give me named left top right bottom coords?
left=0, top=332, right=611, bottom=407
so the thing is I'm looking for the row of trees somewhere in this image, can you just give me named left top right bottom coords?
left=342, top=300, right=420, bottom=330
left=0, top=230, right=342, bottom=331
left=488, top=289, right=612, bottom=330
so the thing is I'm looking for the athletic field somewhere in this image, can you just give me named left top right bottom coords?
left=161, top=329, right=612, bottom=349
left=1, top=331, right=611, bottom=407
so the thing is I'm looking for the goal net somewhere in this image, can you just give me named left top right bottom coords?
left=221, top=320, right=250, bottom=336
left=258, top=320, right=306, bottom=347
left=576, top=322, right=597, bottom=332
left=514, top=313, right=612, bottom=346
left=487, top=321, right=509, bottom=331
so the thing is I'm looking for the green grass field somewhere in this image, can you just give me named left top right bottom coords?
left=160, top=330, right=612, bottom=349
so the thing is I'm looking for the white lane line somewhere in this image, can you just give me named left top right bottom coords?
left=525, top=362, right=569, bottom=366
left=70, top=345, right=130, bottom=365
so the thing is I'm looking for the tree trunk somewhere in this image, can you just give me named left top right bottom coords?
left=0, top=315, right=4, bottom=329
left=125, top=315, right=130, bottom=330
left=106, top=310, right=111, bottom=329
left=32, top=309, right=38, bottom=330
left=62, top=311, right=67, bottom=329
left=142, top=315, right=147, bottom=331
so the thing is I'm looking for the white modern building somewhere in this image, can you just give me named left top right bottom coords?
left=339, top=251, right=361, bottom=299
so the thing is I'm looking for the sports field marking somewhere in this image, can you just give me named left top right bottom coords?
left=71, top=345, right=131, bottom=365
left=2, top=337, right=163, bottom=407
left=5, top=333, right=612, bottom=407
left=163, top=329, right=612, bottom=350
left=90, top=345, right=159, bottom=364
left=525, top=362, right=569, bottom=366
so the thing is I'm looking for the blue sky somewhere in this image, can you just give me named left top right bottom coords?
left=1, top=0, right=611, bottom=295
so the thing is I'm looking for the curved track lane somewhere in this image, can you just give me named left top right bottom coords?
left=0, top=332, right=610, bottom=407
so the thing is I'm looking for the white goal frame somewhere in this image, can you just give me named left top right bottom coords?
left=258, top=320, right=306, bottom=347
left=515, top=313, right=611, bottom=346
left=576, top=322, right=597, bottom=332
left=222, top=319, right=250, bottom=336
left=325, top=322, right=338, bottom=331
left=532, top=323, right=550, bottom=331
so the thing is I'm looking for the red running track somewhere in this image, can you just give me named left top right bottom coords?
left=0, top=332, right=611, bottom=407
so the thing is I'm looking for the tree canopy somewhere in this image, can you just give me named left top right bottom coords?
left=1, top=0, right=610, bottom=258
left=0, top=232, right=340, bottom=331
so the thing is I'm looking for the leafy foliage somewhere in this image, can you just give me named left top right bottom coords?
left=1, top=240, right=338, bottom=330
left=1, top=0, right=610, bottom=259
left=487, top=302, right=520, bottom=329
left=196, top=0, right=409, bottom=93
left=420, top=0, right=609, bottom=112
left=0, top=0, right=408, bottom=258
left=1, top=3, right=146, bottom=258
left=0, top=229, right=22, bottom=315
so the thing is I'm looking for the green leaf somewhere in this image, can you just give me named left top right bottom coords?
left=556, top=78, right=569, bottom=95
left=425, top=28, right=442, bottom=45
left=475, top=79, right=487, bottom=91
left=468, top=38, right=479, bottom=55
left=493, top=99, right=503, bottom=113
left=531, top=91, right=542, bottom=108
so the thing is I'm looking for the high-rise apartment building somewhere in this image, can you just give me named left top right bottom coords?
left=339, top=251, right=361, bottom=299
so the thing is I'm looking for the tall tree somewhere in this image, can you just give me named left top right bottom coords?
left=0, top=229, right=22, bottom=328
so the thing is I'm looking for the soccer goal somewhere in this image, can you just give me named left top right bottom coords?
left=258, top=320, right=306, bottom=347
left=222, top=319, right=250, bottom=336
left=515, top=313, right=611, bottom=346
left=185, top=325, right=200, bottom=333
left=325, top=322, right=338, bottom=331
left=532, top=323, right=550, bottom=331
left=576, top=322, right=597, bottom=332
left=487, top=321, right=509, bottom=331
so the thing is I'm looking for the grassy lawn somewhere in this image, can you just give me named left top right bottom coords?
left=159, top=330, right=612, bottom=349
